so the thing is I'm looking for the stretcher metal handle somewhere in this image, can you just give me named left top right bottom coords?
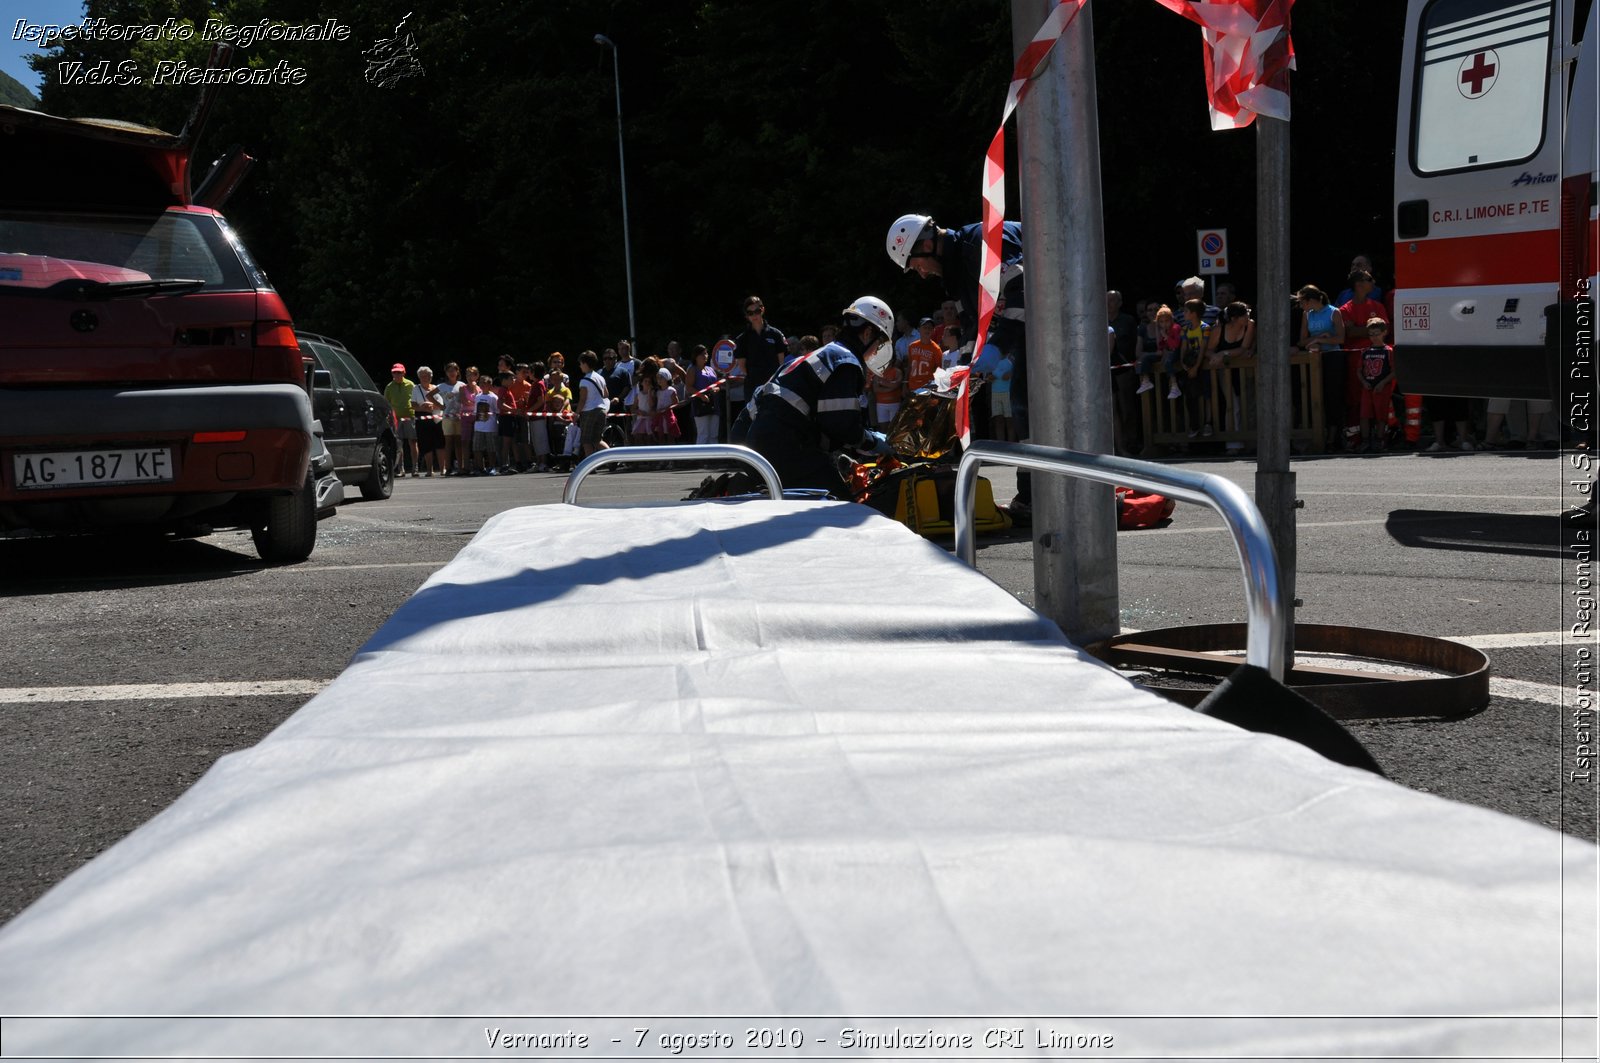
left=955, top=441, right=1287, bottom=681
left=563, top=445, right=784, bottom=505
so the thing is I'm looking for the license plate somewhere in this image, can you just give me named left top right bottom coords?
left=12, top=448, right=175, bottom=490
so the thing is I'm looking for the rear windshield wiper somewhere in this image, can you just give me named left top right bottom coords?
left=76, top=278, right=209, bottom=299
left=10, top=277, right=211, bottom=300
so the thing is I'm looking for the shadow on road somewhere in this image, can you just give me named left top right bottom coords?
left=0, top=535, right=261, bottom=596
left=1385, top=508, right=1564, bottom=559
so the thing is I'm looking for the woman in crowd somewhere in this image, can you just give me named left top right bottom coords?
left=1206, top=301, right=1256, bottom=453
left=1297, top=285, right=1347, bottom=451
left=688, top=344, right=721, bottom=445
left=439, top=363, right=464, bottom=475
left=411, top=366, right=444, bottom=476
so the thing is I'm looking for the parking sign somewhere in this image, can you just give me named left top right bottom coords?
left=1196, top=229, right=1228, bottom=276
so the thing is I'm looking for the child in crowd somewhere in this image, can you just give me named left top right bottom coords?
left=990, top=351, right=1015, bottom=442
left=940, top=324, right=966, bottom=368
left=471, top=379, right=499, bottom=475
left=652, top=366, right=679, bottom=442
left=1176, top=299, right=1209, bottom=437
left=1151, top=305, right=1182, bottom=398
left=491, top=371, right=520, bottom=475
left=629, top=359, right=676, bottom=446
left=1357, top=317, right=1395, bottom=452
left=1135, top=302, right=1168, bottom=395
left=627, top=360, right=652, bottom=445
left=870, top=348, right=904, bottom=430
left=456, top=366, right=480, bottom=473
left=544, top=369, right=572, bottom=416
left=905, top=329, right=941, bottom=393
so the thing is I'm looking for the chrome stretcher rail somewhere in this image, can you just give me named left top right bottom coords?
left=955, top=441, right=1287, bottom=681
left=563, top=444, right=784, bottom=504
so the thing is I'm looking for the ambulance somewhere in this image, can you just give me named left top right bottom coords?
left=1392, top=0, right=1597, bottom=400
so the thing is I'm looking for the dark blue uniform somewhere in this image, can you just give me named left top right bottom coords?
left=941, top=221, right=1026, bottom=363
left=744, top=341, right=872, bottom=496
left=941, top=221, right=1032, bottom=505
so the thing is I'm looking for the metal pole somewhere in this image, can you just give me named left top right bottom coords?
left=595, top=35, right=638, bottom=344
left=1255, top=115, right=1296, bottom=666
left=1011, top=0, right=1118, bottom=645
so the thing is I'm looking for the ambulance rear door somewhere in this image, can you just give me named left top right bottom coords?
left=1394, top=0, right=1572, bottom=399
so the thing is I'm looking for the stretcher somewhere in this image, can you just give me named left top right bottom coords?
left=0, top=444, right=1591, bottom=1060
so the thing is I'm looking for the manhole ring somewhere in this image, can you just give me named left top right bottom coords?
left=1085, top=623, right=1490, bottom=718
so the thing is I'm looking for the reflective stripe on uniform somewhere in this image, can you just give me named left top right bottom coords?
left=801, top=345, right=862, bottom=383
left=816, top=397, right=859, bottom=413
left=774, top=385, right=811, bottom=417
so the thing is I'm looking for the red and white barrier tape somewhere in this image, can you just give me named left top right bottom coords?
left=1151, top=0, right=1294, bottom=131
left=962, top=1, right=1293, bottom=447
left=965, top=0, right=1088, bottom=448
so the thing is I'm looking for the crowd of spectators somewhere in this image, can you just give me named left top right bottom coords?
left=376, top=257, right=1566, bottom=482
left=379, top=296, right=843, bottom=478
left=1103, top=254, right=1562, bottom=457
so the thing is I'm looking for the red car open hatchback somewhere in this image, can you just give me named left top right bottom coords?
left=0, top=103, right=318, bottom=561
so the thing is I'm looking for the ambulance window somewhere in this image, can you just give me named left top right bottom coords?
left=1413, top=0, right=1552, bottom=173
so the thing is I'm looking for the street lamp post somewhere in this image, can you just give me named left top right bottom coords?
left=593, top=33, right=637, bottom=346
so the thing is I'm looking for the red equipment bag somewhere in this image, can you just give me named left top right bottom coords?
left=1115, top=487, right=1176, bottom=530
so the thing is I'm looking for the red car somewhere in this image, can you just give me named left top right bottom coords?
left=0, top=103, right=319, bottom=561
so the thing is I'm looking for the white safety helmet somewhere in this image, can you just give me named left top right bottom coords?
left=885, top=213, right=935, bottom=272
left=842, top=295, right=896, bottom=374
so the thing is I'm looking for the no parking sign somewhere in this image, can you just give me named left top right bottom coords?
left=1196, top=228, right=1229, bottom=276
left=712, top=338, right=737, bottom=373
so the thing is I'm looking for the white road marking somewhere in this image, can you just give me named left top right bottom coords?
left=1132, top=510, right=1552, bottom=536
left=9, top=635, right=1585, bottom=708
left=1488, top=677, right=1578, bottom=706
left=1453, top=631, right=1587, bottom=649
left=0, top=680, right=329, bottom=705
left=1295, top=491, right=1559, bottom=501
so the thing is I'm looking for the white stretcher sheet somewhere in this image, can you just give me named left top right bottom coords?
left=0, top=500, right=1591, bottom=1059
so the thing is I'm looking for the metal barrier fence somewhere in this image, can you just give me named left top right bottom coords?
left=1136, top=349, right=1326, bottom=453
left=563, top=444, right=783, bottom=504
left=953, top=441, right=1287, bottom=680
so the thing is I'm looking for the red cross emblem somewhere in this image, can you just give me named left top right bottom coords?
left=1458, top=50, right=1498, bottom=98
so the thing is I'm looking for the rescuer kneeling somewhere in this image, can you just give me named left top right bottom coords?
left=739, top=295, right=897, bottom=497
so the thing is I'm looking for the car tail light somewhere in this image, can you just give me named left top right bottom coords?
left=253, top=321, right=301, bottom=382
left=193, top=431, right=247, bottom=443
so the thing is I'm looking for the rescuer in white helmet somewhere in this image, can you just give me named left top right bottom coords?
left=886, top=212, right=1033, bottom=523
left=738, top=296, right=897, bottom=497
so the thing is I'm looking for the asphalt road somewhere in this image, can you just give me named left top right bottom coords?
left=1, top=448, right=1593, bottom=925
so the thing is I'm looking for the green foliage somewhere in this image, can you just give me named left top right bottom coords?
left=0, top=71, right=38, bottom=109
left=26, top=0, right=1406, bottom=372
